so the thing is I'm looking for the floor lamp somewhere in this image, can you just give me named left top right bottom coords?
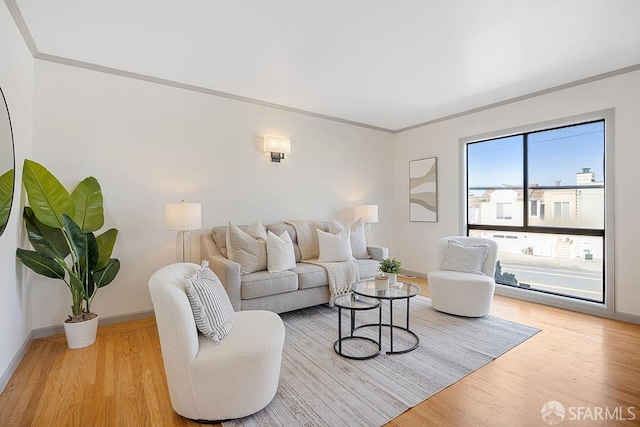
left=165, top=201, right=202, bottom=263
left=354, top=204, right=379, bottom=244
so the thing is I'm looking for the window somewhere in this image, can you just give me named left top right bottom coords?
left=496, top=203, right=512, bottom=220
left=466, top=119, right=606, bottom=304
left=553, top=201, right=570, bottom=221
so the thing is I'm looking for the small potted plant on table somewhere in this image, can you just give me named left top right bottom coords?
left=379, top=258, right=402, bottom=284
left=16, top=159, right=121, bottom=349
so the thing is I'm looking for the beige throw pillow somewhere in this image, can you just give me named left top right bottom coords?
left=317, top=228, right=352, bottom=262
left=226, top=220, right=268, bottom=274
left=329, top=218, right=369, bottom=259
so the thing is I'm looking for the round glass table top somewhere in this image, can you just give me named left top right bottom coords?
left=333, top=292, right=380, bottom=310
left=351, top=281, right=421, bottom=300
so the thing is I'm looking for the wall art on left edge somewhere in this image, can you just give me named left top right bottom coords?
left=409, top=157, right=437, bottom=222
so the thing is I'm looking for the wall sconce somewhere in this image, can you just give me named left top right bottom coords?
left=165, top=200, right=202, bottom=263
left=264, top=136, right=291, bottom=162
left=354, top=204, right=379, bottom=243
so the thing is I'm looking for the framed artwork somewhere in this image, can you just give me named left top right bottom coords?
left=409, top=157, right=437, bottom=222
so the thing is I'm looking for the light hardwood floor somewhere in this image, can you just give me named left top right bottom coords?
left=1, top=277, right=639, bottom=426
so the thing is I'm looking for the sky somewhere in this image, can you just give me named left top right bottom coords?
left=467, top=121, right=604, bottom=189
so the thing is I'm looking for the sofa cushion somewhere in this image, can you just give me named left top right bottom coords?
left=357, top=259, right=380, bottom=279
left=292, top=263, right=328, bottom=290
left=241, top=270, right=298, bottom=299
left=212, top=226, right=230, bottom=258
left=267, top=223, right=302, bottom=262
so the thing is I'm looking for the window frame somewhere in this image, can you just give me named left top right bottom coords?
left=459, top=109, right=615, bottom=317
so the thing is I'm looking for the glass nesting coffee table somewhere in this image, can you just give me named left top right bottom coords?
left=333, top=292, right=381, bottom=360
left=351, top=281, right=421, bottom=355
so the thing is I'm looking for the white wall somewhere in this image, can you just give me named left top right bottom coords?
left=393, top=69, right=640, bottom=317
left=0, top=3, right=34, bottom=388
left=31, top=60, right=395, bottom=328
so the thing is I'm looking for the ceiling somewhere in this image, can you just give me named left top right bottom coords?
left=11, top=0, right=640, bottom=132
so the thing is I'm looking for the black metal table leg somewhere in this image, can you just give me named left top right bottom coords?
left=338, top=306, right=342, bottom=354
left=389, top=300, right=394, bottom=353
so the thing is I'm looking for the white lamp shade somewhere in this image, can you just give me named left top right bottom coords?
left=165, top=202, right=202, bottom=231
left=354, top=204, right=378, bottom=223
left=263, top=136, right=291, bottom=155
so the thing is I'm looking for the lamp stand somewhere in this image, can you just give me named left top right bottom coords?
left=364, top=223, right=373, bottom=245
left=176, top=230, right=191, bottom=263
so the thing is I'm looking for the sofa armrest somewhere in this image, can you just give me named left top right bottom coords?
left=367, top=245, right=389, bottom=261
left=209, top=255, right=242, bottom=311
left=200, top=234, right=242, bottom=311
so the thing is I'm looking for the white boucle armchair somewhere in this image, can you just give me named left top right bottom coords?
left=148, top=263, right=285, bottom=422
left=427, top=237, right=499, bottom=317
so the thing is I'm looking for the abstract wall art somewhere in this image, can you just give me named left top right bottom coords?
left=409, top=157, right=437, bottom=222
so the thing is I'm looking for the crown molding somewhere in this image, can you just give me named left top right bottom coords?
left=6, top=0, right=640, bottom=135
left=4, top=0, right=38, bottom=56
left=393, top=62, right=640, bottom=134
left=34, top=53, right=394, bottom=133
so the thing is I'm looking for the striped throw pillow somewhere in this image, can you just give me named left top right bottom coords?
left=441, top=239, right=489, bottom=275
left=184, top=261, right=235, bottom=343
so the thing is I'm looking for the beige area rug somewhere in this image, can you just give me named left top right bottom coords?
left=224, top=296, right=539, bottom=427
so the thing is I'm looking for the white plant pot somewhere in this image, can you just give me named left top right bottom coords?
left=375, top=275, right=390, bottom=291
left=383, top=272, right=397, bottom=284
left=63, top=315, right=99, bottom=349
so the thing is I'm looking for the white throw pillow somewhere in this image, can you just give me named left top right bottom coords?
left=329, top=217, right=369, bottom=259
left=441, top=239, right=489, bottom=275
left=184, top=261, right=235, bottom=343
left=266, top=230, right=296, bottom=273
left=317, top=228, right=352, bottom=262
left=226, top=220, right=268, bottom=274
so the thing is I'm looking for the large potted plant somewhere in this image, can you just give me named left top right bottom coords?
left=379, top=257, right=402, bottom=284
left=16, top=159, right=120, bottom=349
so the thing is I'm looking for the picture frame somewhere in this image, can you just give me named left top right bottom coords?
left=409, top=157, right=437, bottom=222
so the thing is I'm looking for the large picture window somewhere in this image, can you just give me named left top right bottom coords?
left=466, top=120, right=606, bottom=303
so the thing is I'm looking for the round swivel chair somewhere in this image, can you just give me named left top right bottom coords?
left=149, top=263, right=285, bottom=422
left=427, top=237, right=498, bottom=317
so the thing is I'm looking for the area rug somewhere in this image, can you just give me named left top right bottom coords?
left=224, top=296, right=539, bottom=427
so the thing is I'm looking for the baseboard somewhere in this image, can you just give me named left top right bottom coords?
left=32, top=309, right=155, bottom=339
left=399, top=269, right=427, bottom=279
left=398, top=270, right=640, bottom=326
left=614, top=312, right=640, bottom=325
left=0, top=330, right=34, bottom=393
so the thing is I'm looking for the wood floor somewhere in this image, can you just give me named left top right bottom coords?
left=1, top=277, right=639, bottom=426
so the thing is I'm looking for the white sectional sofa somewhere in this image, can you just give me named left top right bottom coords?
left=200, top=221, right=388, bottom=313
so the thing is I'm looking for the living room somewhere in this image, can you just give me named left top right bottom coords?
left=1, top=1, right=639, bottom=425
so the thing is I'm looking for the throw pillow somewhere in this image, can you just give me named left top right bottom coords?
left=317, top=228, right=352, bottom=262
left=184, top=261, right=235, bottom=343
left=266, top=230, right=296, bottom=273
left=441, top=239, right=489, bottom=275
left=226, top=220, right=268, bottom=274
left=329, top=217, right=369, bottom=259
